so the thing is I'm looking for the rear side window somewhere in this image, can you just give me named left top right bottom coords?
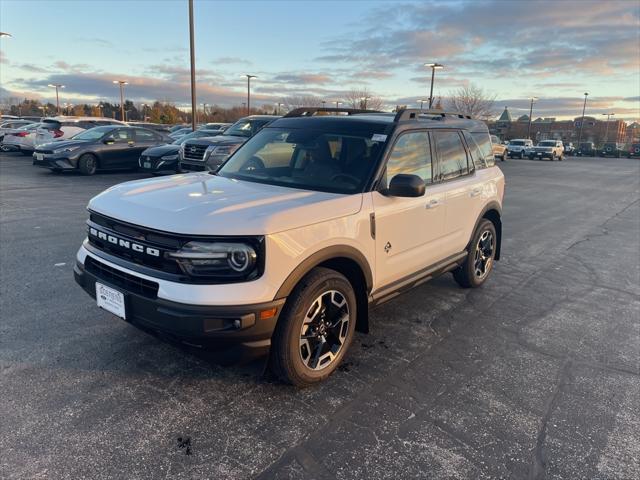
left=384, top=131, right=432, bottom=187
left=135, top=129, right=158, bottom=141
left=470, top=131, right=495, bottom=167
left=433, top=130, right=469, bottom=180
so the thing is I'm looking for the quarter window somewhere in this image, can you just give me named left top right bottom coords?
left=384, top=131, right=432, bottom=187
left=135, top=129, right=157, bottom=141
left=433, top=131, right=469, bottom=180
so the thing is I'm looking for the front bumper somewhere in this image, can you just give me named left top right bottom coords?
left=139, top=156, right=179, bottom=174
left=74, top=254, right=285, bottom=362
left=32, top=152, right=76, bottom=170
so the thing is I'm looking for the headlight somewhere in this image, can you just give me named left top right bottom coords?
left=160, top=154, right=178, bottom=160
left=53, top=145, right=81, bottom=154
left=169, top=241, right=258, bottom=278
left=205, top=144, right=241, bottom=160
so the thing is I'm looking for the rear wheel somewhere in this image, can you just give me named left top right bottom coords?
left=78, top=154, right=97, bottom=175
left=270, top=267, right=357, bottom=387
left=453, top=219, right=497, bottom=288
left=519, top=150, right=525, bottom=159
left=501, top=152, right=506, bottom=161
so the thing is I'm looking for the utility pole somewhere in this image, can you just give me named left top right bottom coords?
left=577, top=92, right=589, bottom=146
left=527, top=97, right=538, bottom=140
left=244, top=75, right=257, bottom=115
left=113, top=80, right=127, bottom=121
left=48, top=84, right=65, bottom=115
left=188, top=0, right=197, bottom=130
left=425, top=63, right=444, bottom=109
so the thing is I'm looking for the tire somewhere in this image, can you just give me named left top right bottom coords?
left=21, top=150, right=32, bottom=156
left=558, top=153, right=563, bottom=161
left=519, top=150, right=525, bottom=159
left=78, top=153, right=98, bottom=175
left=270, top=267, right=357, bottom=387
left=453, top=219, right=497, bottom=289
left=501, top=152, right=506, bottom=162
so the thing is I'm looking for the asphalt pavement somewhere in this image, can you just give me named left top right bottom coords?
left=1, top=153, right=638, bottom=479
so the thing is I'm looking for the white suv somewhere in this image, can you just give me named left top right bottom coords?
left=507, top=138, right=533, bottom=158
left=74, top=108, right=505, bottom=386
left=529, top=139, right=564, bottom=161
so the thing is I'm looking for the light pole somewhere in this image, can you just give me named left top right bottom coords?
left=361, top=96, right=371, bottom=109
left=424, top=63, right=444, bottom=109
left=112, top=80, right=128, bottom=121
left=202, top=102, right=208, bottom=118
left=602, top=112, right=615, bottom=142
left=97, top=103, right=104, bottom=117
left=577, top=92, right=589, bottom=146
left=188, top=0, right=197, bottom=130
left=418, top=99, right=428, bottom=110
left=244, top=74, right=257, bottom=115
left=527, top=97, right=538, bottom=140
left=277, top=102, right=284, bottom=115
left=321, top=100, right=326, bottom=109
left=335, top=101, right=342, bottom=109
left=48, top=84, right=65, bottom=114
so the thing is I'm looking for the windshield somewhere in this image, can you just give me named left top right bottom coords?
left=538, top=141, right=556, bottom=146
left=71, top=126, right=115, bottom=141
left=510, top=140, right=525, bottom=146
left=223, top=119, right=269, bottom=138
left=217, top=127, right=387, bottom=194
left=173, top=130, right=221, bottom=145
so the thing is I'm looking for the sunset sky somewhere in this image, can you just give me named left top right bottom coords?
left=1, top=0, right=639, bottom=120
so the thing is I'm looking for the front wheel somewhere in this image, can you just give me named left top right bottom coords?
left=270, top=267, right=357, bottom=387
left=453, top=219, right=497, bottom=288
left=519, top=150, right=525, bottom=159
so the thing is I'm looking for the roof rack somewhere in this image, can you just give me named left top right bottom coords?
left=393, top=108, right=473, bottom=123
left=283, top=107, right=383, bottom=118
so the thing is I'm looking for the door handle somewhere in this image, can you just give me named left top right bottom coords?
left=426, top=199, right=440, bottom=209
left=470, top=188, right=482, bottom=197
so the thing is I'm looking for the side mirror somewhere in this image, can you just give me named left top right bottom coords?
left=387, top=174, right=425, bottom=197
left=103, top=138, right=114, bottom=145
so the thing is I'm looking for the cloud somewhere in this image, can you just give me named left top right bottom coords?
left=271, top=73, right=332, bottom=85
left=213, top=56, right=252, bottom=66
left=53, top=61, right=91, bottom=72
left=75, top=37, right=114, bottom=47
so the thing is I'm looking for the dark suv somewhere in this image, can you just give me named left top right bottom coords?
left=627, top=143, right=640, bottom=158
left=600, top=142, right=624, bottom=158
left=575, top=142, right=595, bottom=157
left=179, top=116, right=279, bottom=172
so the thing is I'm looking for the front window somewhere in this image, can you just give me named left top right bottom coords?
left=72, top=126, right=115, bottom=141
left=510, top=140, right=525, bottom=146
left=217, top=127, right=387, bottom=194
left=538, top=141, right=556, bottom=146
left=383, top=131, right=432, bottom=187
left=223, top=119, right=269, bottom=138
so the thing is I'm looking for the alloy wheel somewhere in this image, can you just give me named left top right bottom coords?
left=474, top=230, right=494, bottom=280
left=299, top=290, right=350, bottom=371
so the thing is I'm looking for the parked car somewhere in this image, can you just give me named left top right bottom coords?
left=32, top=126, right=169, bottom=175
left=0, top=119, right=33, bottom=142
left=529, top=140, right=564, bottom=161
left=564, top=142, right=575, bottom=155
left=180, top=115, right=279, bottom=172
left=626, top=143, right=640, bottom=158
left=31, top=117, right=127, bottom=152
left=490, top=135, right=507, bottom=161
left=169, top=124, right=188, bottom=133
left=575, top=142, right=596, bottom=157
left=73, top=107, right=505, bottom=386
left=169, top=127, right=193, bottom=140
left=198, top=123, right=231, bottom=131
left=507, top=139, right=533, bottom=158
left=0, top=123, right=41, bottom=153
left=127, top=122, right=172, bottom=134
left=600, top=142, right=625, bottom=158
left=19, top=116, right=43, bottom=122
left=138, top=128, right=228, bottom=175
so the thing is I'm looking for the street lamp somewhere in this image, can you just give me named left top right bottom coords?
left=361, top=96, right=371, bottom=109
left=97, top=103, right=104, bottom=118
left=188, top=0, right=197, bottom=130
left=243, top=74, right=257, bottom=115
left=112, top=80, right=128, bottom=121
left=418, top=99, right=428, bottom=110
left=424, top=63, right=444, bottom=109
left=202, top=102, right=208, bottom=117
left=577, top=92, right=589, bottom=146
left=0, top=32, right=11, bottom=37
left=276, top=102, right=284, bottom=115
left=335, top=101, right=342, bottom=109
left=527, top=97, right=538, bottom=140
left=48, top=84, right=65, bottom=114
left=602, top=112, right=615, bottom=142
left=321, top=100, right=326, bottom=108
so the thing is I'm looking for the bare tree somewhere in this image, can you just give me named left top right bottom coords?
left=345, top=88, right=384, bottom=110
left=282, top=96, right=323, bottom=111
left=445, top=83, right=496, bottom=120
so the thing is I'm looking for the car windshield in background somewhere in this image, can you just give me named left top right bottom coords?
left=223, top=120, right=267, bottom=138
left=217, top=127, right=386, bottom=194
left=71, top=126, right=115, bottom=141
left=510, top=140, right=525, bottom=146
left=539, top=141, right=556, bottom=146
left=173, top=130, right=221, bottom=144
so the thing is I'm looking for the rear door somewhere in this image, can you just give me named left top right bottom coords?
left=133, top=128, right=162, bottom=162
left=433, top=130, right=485, bottom=257
left=371, top=130, right=447, bottom=289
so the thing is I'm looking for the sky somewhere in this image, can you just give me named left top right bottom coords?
left=1, top=0, right=639, bottom=120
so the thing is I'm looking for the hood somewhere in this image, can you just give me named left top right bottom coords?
left=38, top=139, right=87, bottom=151
left=88, top=173, right=362, bottom=236
left=183, top=135, right=246, bottom=147
left=141, top=144, right=180, bottom=157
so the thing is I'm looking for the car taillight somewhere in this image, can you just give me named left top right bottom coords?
left=15, top=132, right=29, bottom=137
left=53, top=129, right=64, bottom=138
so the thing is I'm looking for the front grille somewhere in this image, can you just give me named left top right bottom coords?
left=85, top=256, right=159, bottom=298
left=182, top=143, right=208, bottom=161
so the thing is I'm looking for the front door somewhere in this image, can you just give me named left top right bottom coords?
left=372, top=130, right=446, bottom=290
left=101, top=128, right=135, bottom=168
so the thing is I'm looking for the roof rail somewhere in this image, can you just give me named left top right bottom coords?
left=283, top=107, right=383, bottom=118
left=393, top=108, right=473, bottom=122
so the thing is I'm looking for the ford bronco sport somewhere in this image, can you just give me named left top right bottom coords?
left=74, top=107, right=505, bottom=386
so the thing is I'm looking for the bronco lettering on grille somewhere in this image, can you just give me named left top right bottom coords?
left=89, top=227, right=160, bottom=257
